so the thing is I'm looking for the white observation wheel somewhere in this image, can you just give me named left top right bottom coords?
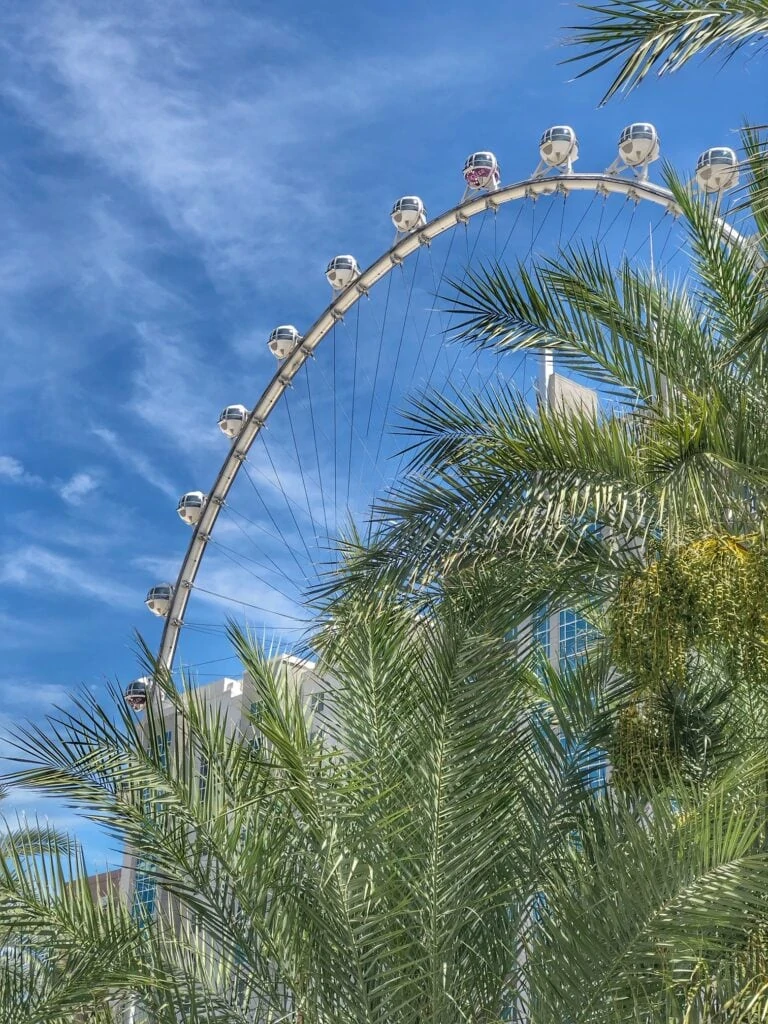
left=134, top=125, right=749, bottom=681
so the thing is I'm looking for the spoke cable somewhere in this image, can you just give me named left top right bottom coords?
left=283, top=390, right=322, bottom=548
left=191, top=585, right=310, bottom=622
left=240, top=457, right=315, bottom=572
left=365, top=270, right=394, bottom=435
left=222, top=505, right=303, bottom=581
left=375, top=248, right=422, bottom=466
left=302, top=354, right=331, bottom=542
left=209, top=538, right=307, bottom=608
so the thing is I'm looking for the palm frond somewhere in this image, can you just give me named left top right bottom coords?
left=566, top=0, right=768, bottom=104
left=529, top=756, right=768, bottom=1024
left=444, top=245, right=710, bottom=409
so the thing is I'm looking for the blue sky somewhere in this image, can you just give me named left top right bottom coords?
left=0, top=0, right=763, bottom=864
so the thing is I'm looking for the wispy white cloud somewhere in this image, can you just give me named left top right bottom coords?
left=0, top=455, right=43, bottom=485
left=0, top=545, right=135, bottom=607
left=0, top=0, right=505, bottom=501
left=92, top=425, right=179, bottom=499
left=59, top=470, right=99, bottom=505
left=5, top=512, right=129, bottom=555
left=2, top=681, right=74, bottom=709
left=126, top=326, right=226, bottom=459
left=131, top=553, right=183, bottom=585
left=0, top=2, right=499, bottom=286
left=0, top=455, right=24, bottom=479
left=0, top=680, right=74, bottom=739
left=0, top=679, right=73, bottom=752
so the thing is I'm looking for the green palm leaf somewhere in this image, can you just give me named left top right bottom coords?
left=566, top=0, right=768, bottom=103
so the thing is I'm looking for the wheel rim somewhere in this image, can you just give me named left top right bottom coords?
left=147, top=169, right=748, bottom=675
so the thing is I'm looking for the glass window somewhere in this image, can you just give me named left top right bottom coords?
left=157, top=729, right=172, bottom=770
left=558, top=609, right=598, bottom=666
left=624, top=124, right=652, bottom=140
left=132, top=859, right=157, bottom=921
left=587, top=757, right=608, bottom=794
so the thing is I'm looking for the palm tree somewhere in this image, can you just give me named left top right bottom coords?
left=326, top=146, right=768, bottom=787
left=3, top=578, right=768, bottom=1022
left=5, top=591, right=610, bottom=1023
left=0, top=817, right=164, bottom=1023
left=567, top=0, right=768, bottom=103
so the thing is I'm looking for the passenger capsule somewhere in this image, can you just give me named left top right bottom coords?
left=145, top=584, right=174, bottom=618
left=462, top=151, right=500, bottom=191
left=177, top=491, right=206, bottom=526
left=696, top=147, right=739, bottom=193
left=325, top=255, right=360, bottom=291
left=124, top=677, right=152, bottom=712
left=391, top=196, right=426, bottom=233
left=539, top=126, right=578, bottom=168
left=268, top=325, right=301, bottom=359
left=218, top=404, right=248, bottom=438
left=618, top=123, right=659, bottom=167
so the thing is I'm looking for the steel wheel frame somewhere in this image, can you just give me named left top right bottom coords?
left=156, top=171, right=747, bottom=670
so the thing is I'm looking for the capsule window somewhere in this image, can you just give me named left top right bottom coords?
left=543, top=128, right=571, bottom=143
left=622, top=125, right=653, bottom=141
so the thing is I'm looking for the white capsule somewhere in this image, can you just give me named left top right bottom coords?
left=268, top=325, right=301, bottom=359
left=325, top=255, right=360, bottom=291
left=218, top=404, right=248, bottom=438
left=463, top=151, right=500, bottom=191
left=145, top=584, right=173, bottom=618
left=391, top=196, right=426, bottom=233
left=696, top=147, right=739, bottom=193
left=618, top=123, right=659, bottom=167
left=177, top=491, right=206, bottom=526
left=539, top=126, right=578, bottom=169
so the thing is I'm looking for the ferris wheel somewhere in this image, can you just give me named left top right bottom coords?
left=125, top=123, right=747, bottom=705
